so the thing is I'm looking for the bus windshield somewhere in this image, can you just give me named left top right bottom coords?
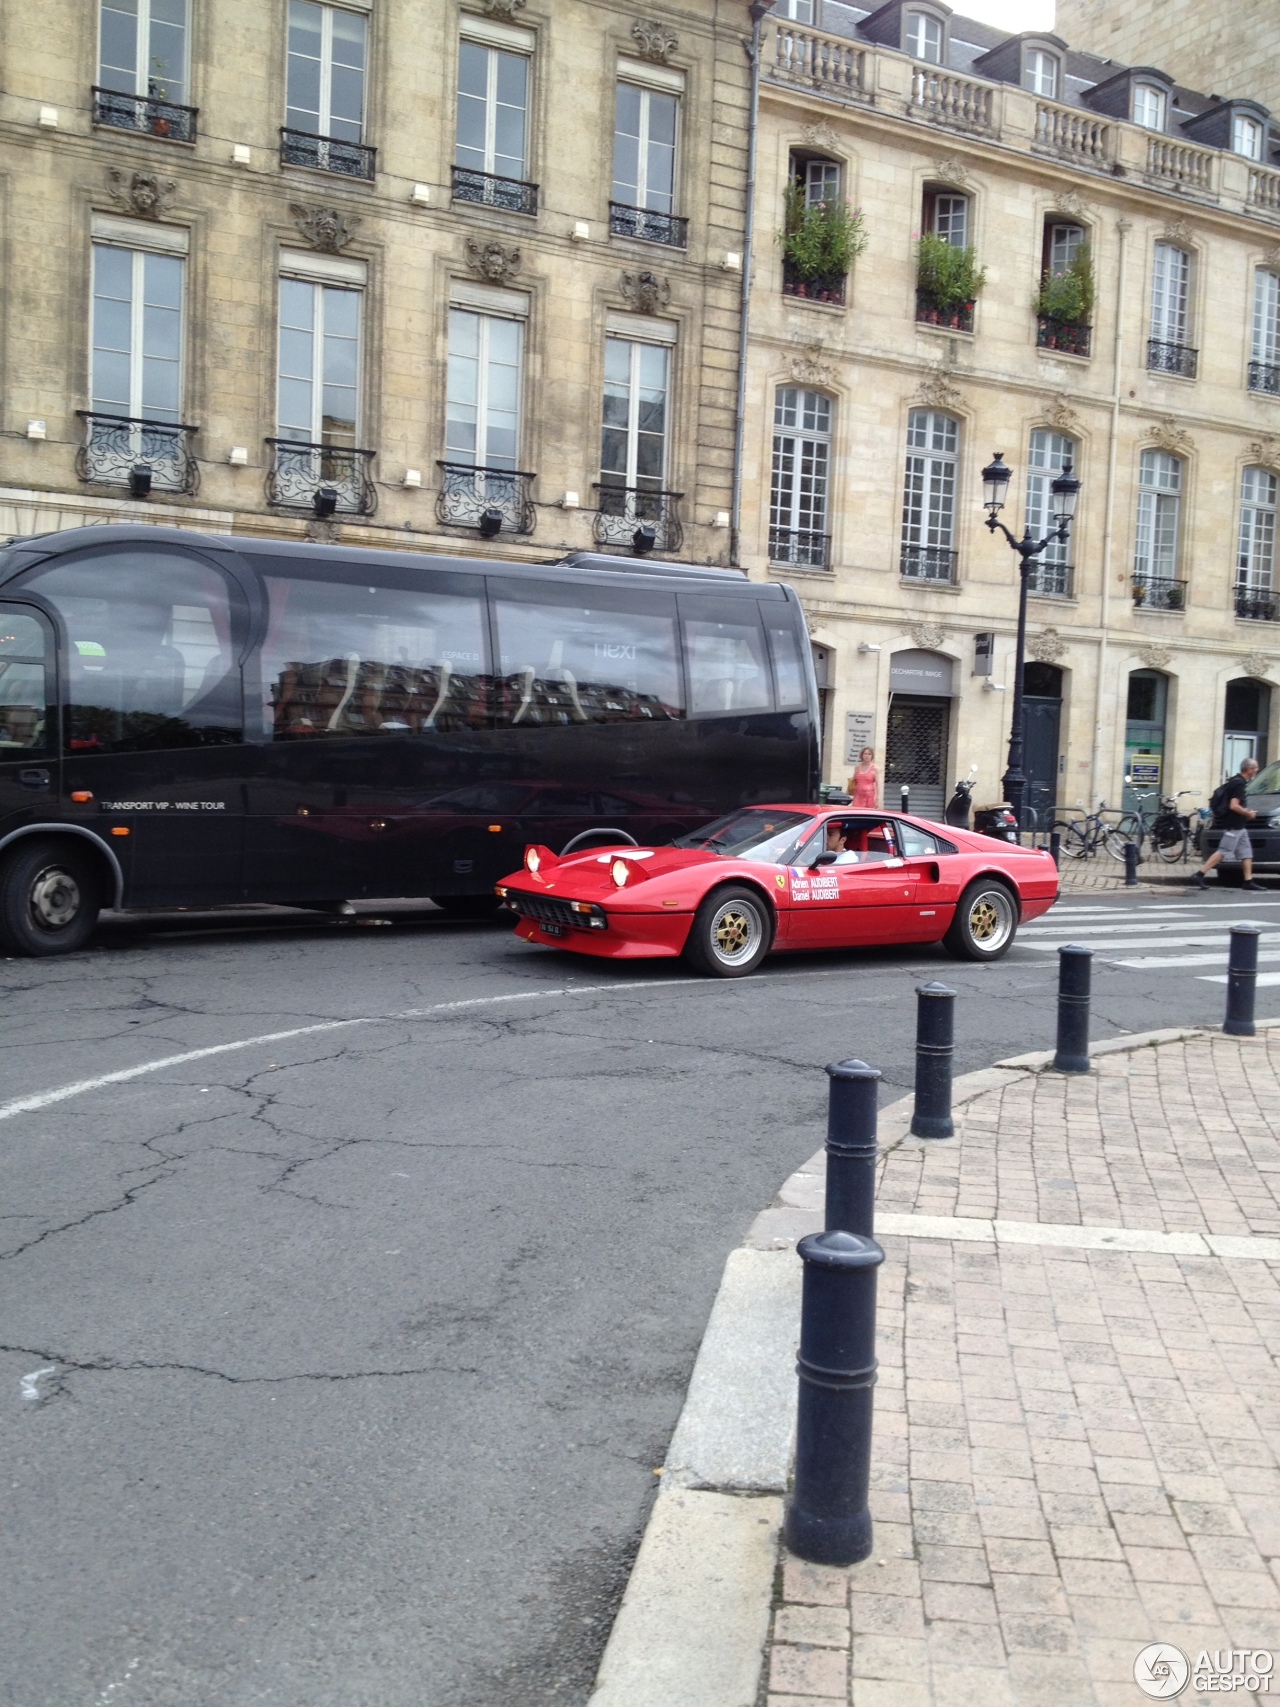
left=673, top=808, right=814, bottom=862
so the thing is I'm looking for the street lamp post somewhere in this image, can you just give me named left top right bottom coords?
left=980, top=452, right=1081, bottom=832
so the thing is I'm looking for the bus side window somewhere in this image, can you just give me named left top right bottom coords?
left=491, top=597, right=683, bottom=727
left=684, top=618, right=772, bottom=716
left=0, top=608, right=53, bottom=753
left=255, top=573, right=490, bottom=739
left=765, top=615, right=806, bottom=711
left=16, top=551, right=244, bottom=753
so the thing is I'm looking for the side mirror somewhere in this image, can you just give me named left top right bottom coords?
left=810, top=851, right=838, bottom=868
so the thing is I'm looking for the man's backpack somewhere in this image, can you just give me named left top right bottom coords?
left=1210, top=778, right=1237, bottom=817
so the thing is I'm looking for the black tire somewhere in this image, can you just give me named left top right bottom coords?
left=682, top=885, right=772, bottom=978
left=942, top=878, right=1019, bottom=963
left=432, top=894, right=504, bottom=920
left=1050, top=819, right=1088, bottom=859
left=0, top=838, right=101, bottom=957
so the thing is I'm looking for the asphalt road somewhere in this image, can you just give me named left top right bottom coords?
left=1, top=885, right=1272, bottom=1707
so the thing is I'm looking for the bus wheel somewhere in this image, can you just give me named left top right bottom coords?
left=432, top=894, right=503, bottom=920
left=682, top=885, right=771, bottom=977
left=0, top=838, right=101, bottom=956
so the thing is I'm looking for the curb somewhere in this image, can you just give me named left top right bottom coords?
left=586, top=1017, right=1279, bottom=1707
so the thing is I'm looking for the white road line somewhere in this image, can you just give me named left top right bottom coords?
left=875, top=1212, right=1280, bottom=1262
left=1023, top=917, right=1269, bottom=937
left=1115, top=949, right=1280, bottom=969
left=1200, top=970, right=1280, bottom=986
left=1024, top=934, right=1265, bottom=955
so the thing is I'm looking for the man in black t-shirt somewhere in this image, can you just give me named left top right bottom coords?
left=1194, top=757, right=1265, bottom=889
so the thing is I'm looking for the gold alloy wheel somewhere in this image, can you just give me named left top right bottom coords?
left=711, top=900, right=759, bottom=963
left=967, top=888, right=1013, bottom=951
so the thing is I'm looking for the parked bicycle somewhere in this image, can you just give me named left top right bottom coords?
left=1049, top=802, right=1130, bottom=860
left=1117, top=788, right=1200, bottom=863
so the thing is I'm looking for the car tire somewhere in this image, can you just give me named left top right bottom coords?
left=682, top=885, right=772, bottom=978
left=0, top=838, right=101, bottom=957
left=432, top=894, right=503, bottom=920
left=942, top=879, right=1019, bottom=963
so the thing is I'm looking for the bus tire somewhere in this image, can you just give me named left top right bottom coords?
left=942, top=879, right=1018, bottom=962
left=682, top=885, right=772, bottom=978
left=0, top=838, right=101, bottom=957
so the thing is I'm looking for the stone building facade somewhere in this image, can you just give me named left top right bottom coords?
left=1056, top=0, right=1280, bottom=118
left=740, top=1, right=1280, bottom=819
left=0, top=0, right=750, bottom=566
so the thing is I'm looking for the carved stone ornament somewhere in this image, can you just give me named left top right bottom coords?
left=912, top=369, right=965, bottom=413
left=909, top=621, right=947, bottom=651
left=107, top=168, right=176, bottom=219
left=477, top=0, right=525, bottom=17
left=1248, top=436, right=1280, bottom=471
left=1043, top=394, right=1081, bottom=435
left=1138, top=644, right=1172, bottom=671
left=631, top=18, right=679, bottom=63
left=1030, top=628, right=1067, bottom=664
left=1239, top=651, right=1272, bottom=680
left=1146, top=415, right=1194, bottom=457
left=464, top=236, right=522, bottom=283
left=291, top=203, right=361, bottom=253
left=789, top=337, right=833, bottom=386
left=619, top=268, right=671, bottom=314
left=1052, top=188, right=1091, bottom=223
left=1265, top=244, right=1280, bottom=275
left=801, top=121, right=840, bottom=153
left=932, top=155, right=972, bottom=189
left=1163, top=216, right=1193, bottom=246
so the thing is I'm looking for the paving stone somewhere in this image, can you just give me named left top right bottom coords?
left=774, top=1606, right=850, bottom=1648
left=768, top=1642, right=848, bottom=1699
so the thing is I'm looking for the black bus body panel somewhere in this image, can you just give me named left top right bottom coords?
left=0, top=527, right=819, bottom=909
left=0, top=602, right=63, bottom=858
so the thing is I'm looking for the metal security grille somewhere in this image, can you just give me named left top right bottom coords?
left=885, top=696, right=948, bottom=820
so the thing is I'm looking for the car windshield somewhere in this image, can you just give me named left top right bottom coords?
left=1247, top=761, right=1280, bottom=796
left=673, top=808, right=814, bottom=864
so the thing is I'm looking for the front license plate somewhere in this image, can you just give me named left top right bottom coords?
left=540, top=921, right=565, bottom=938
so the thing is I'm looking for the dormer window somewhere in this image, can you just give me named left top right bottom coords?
left=1133, top=84, right=1167, bottom=131
left=1234, top=114, right=1264, bottom=161
left=905, top=11, right=943, bottom=65
left=1023, top=48, right=1058, bottom=100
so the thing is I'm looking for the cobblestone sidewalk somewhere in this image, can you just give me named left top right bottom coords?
left=764, top=1033, right=1280, bottom=1707
left=1055, top=855, right=1190, bottom=892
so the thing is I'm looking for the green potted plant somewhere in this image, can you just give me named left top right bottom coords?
left=1033, top=244, right=1095, bottom=353
left=779, top=182, right=867, bottom=305
left=915, top=233, right=987, bottom=330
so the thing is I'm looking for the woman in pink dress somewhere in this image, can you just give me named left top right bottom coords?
left=847, top=747, right=879, bottom=808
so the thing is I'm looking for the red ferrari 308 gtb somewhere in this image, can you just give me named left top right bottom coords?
left=496, top=804, right=1059, bottom=977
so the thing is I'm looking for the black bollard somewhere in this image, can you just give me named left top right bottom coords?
left=900, top=785, right=910, bottom=814
left=1053, top=944, right=1093, bottom=1073
left=1049, top=830, right=1061, bottom=869
left=824, top=1060, right=880, bottom=1237
left=784, top=1229, right=884, bottom=1567
left=911, top=982, right=956, bottom=1139
left=1224, top=923, right=1261, bottom=1038
left=1124, top=841, right=1139, bottom=886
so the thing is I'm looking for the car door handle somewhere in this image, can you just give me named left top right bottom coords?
left=19, top=768, right=50, bottom=790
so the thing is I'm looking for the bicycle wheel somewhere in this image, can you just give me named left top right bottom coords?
left=1050, top=818, right=1088, bottom=858
left=1104, top=816, right=1142, bottom=860
left=1155, top=828, right=1190, bottom=864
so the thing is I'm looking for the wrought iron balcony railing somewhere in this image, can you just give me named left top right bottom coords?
left=608, top=202, right=688, bottom=249
left=900, top=545, right=958, bottom=583
left=1132, top=575, right=1187, bottom=610
left=266, top=440, right=376, bottom=514
left=451, top=166, right=538, bottom=216
left=769, top=527, right=831, bottom=569
left=1236, top=586, right=1279, bottom=621
left=1147, top=338, right=1198, bottom=379
left=436, top=463, right=536, bottom=535
left=782, top=262, right=845, bottom=306
left=92, top=86, right=197, bottom=143
left=1027, top=561, right=1074, bottom=598
left=76, top=412, right=199, bottom=495
left=1248, top=359, right=1280, bottom=396
left=593, top=485, right=684, bottom=552
left=280, top=128, right=375, bottom=181
left=916, top=290, right=974, bottom=333
left=1036, top=315, right=1092, bottom=358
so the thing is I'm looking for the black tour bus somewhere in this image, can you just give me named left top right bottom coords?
left=0, top=525, right=820, bottom=954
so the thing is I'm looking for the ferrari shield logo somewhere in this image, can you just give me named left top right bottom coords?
left=775, top=873, right=787, bottom=889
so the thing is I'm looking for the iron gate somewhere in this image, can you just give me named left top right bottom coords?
left=885, top=695, right=948, bottom=820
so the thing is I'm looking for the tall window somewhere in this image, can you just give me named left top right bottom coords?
left=1134, top=449, right=1183, bottom=590
left=456, top=41, right=528, bottom=181
left=1238, top=467, right=1277, bottom=600
left=1133, top=84, right=1166, bottom=130
left=1149, top=243, right=1194, bottom=375
left=276, top=277, right=360, bottom=447
left=1025, top=430, right=1075, bottom=596
left=286, top=0, right=366, bottom=142
left=1023, top=49, right=1058, bottom=99
left=612, top=84, right=678, bottom=215
left=98, top=0, right=187, bottom=101
left=601, top=338, right=669, bottom=495
left=1233, top=114, right=1264, bottom=161
left=905, top=12, right=943, bottom=63
left=925, top=190, right=968, bottom=248
left=901, top=410, right=958, bottom=582
left=1046, top=222, right=1084, bottom=276
left=91, top=243, right=183, bottom=422
left=771, top=388, right=832, bottom=569
left=1252, top=269, right=1280, bottom=392
left=802, top=158, right=841, bottom=207
left=445, top=310, right=523, bottom=471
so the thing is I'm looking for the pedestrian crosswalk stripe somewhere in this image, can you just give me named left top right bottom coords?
left=1115, top=949, right=1280, bottom=968
left=1200, top=970, right=1280, bottom=986
left=1023, top=917, right=1268, bottom=938
left=1025, top=933, right=1262, bottom=954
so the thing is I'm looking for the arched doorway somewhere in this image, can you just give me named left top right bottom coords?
left=1022, top=662, right=1063, bottom=827
left=1223, top=677, right=1270, bottom=778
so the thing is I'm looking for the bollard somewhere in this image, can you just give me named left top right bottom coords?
left=824, top=1060, right=880, bottom=1237
left=1124, top=841, right=1139, bottom=886
left=1224, top=923, right=1261, bottom=1037
left=911, top=982, right=956, bottom=1139
left=1053, top=944, right=1093, bottom=1073
left=784, top=1229, right=884, bottom=1567
left=1049, top=830, right=1061, bottom=869
left=900, top=785, right=910, bottom=814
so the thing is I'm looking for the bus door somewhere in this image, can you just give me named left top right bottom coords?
left=14, top=548, right=250, bottom=905
left=242, top=563, right=494, bottom=902
left=0, top=604, right=59, bottom=838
